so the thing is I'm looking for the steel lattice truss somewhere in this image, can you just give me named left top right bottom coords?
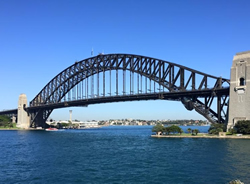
left=26, top=54, right=229, bottom=127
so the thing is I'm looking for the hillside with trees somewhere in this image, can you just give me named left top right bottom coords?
left=0, top=115, right=15, bottom=128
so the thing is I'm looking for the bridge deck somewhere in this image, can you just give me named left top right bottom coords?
left=27, top=87, right=229, bottom=110
left=0, top=109, right=17, bottom=115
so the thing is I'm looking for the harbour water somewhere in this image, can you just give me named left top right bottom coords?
left=0, top=126, right=249, bottom=183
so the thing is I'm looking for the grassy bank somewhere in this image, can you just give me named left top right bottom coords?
left=151, top=134, right=250, bottom=139
left=0, top=123, right=22, bottom=130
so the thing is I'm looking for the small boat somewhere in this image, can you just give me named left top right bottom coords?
left=45, top=127, right=58, bottom=131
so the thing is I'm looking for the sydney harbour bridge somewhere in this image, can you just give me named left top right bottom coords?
left=0, top=53, right=231, bottom=128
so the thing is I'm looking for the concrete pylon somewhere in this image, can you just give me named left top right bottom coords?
left=228, top=51, right=250, bottom=130
left=11, top=115, right=16, bottom=123
left=17, top=94, right=30, bottom=129
left=69, top=110, right=72, bottom=122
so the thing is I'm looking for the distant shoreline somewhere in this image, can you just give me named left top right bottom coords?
left=0, top=128, right=28, bottom=130
left=0, top=128, right=42, bottom=131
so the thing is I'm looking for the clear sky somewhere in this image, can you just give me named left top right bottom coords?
left=1, top=0, right=250, bottom=121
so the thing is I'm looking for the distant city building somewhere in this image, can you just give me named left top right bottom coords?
left=78, top=121, right=99, bottom=128
left=46, top=118, right=206, bottom=127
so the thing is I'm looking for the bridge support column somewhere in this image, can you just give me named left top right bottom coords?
left=17, top=94, right=30, bottom=129
left=29, top=109, right=52, bottom=128
left=228, top=51, right=250, bottom=130
left=12, top=115, right=16, bottom=123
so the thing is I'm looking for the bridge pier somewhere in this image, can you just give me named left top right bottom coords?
left=228, top=51, right=250, bottom=130
left=31, top=110, right=49, bottom=128
left=17, top=94, right=30, bottom=129
left=11, top=115, right=16, bottom=123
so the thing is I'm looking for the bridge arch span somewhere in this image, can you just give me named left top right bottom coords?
left=28, top=54, right=230, bottom=127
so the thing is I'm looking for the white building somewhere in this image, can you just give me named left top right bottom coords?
left=78, top=121, right=99, bottom=128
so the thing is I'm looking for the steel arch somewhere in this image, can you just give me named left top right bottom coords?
left=28, top=54, right=230, bottom=127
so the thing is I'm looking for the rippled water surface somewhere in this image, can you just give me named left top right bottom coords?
left=0, top=126, right=249, bottom=184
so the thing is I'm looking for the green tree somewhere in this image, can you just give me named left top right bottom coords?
left=228, top=127, right=237, bottom=135
left=235, top=120, right=250, bottom=134
left=169, top=125, right=178, bottom=134
left=209, top=128, right=223, bottom=135
left=193, top=129, right=200, bottom=135
left=187, top=128, right=192, bottom=134
left=208, top=123, right=225, bottom=135
left=168, top=125, right=183, bottom=135
left=164, top=127, right=171, bottom=135
left=0, top=121, right=8, bottom=127
left=178, top=129, right=184, bottom=135
left=152, top=124, right=165, bottom=134
left=0, top=115, right=12, bottom=128
left=0, top=115, right=11, bottom=123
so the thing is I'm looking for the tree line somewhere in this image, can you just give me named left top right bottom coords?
left=208, top=120, right=250, bottom=135
left=152, top=124, right=200, bottom=135
left=0, top=115, right=15, bottom=128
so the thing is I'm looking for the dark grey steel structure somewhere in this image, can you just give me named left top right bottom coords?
left=0, top=54, right=230, bottom=127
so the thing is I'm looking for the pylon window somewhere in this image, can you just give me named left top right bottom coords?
left=240, top=77, right=245, bottom=86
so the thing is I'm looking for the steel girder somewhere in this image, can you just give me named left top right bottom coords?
left=28, top=54, right=230, bottom=127
left=0, top=109, right=17, bottom=116
left=0, top=109, right=17, bottom=122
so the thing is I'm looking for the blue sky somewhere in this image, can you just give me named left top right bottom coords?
left=1, top=0, right=250, bottom=121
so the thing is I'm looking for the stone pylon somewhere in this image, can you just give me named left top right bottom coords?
left=228, top=51, right=250, bottom=130
left=17, top=94, right=30, bottom=129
